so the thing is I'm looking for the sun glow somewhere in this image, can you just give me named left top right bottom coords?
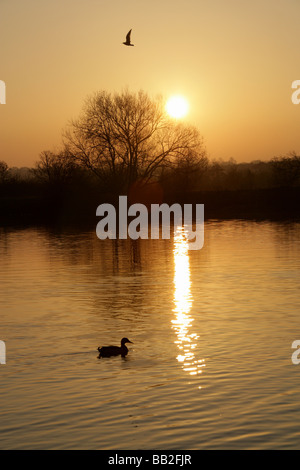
left=172, top=227, right=205, bottom=378
left=166, top=95, right=189, bottom=119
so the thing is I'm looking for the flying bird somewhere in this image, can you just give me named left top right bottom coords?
left=123, top=29, right=134, bottom=46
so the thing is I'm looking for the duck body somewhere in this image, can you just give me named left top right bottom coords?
left=98, top=337, right=133, bottom=357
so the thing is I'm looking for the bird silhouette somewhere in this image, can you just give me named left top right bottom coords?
left=123, top=29, right=134, bottom=46
left=98, top=338, right=133, bottom=358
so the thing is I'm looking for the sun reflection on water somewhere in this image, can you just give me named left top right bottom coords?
left=172, top=227, right=205, bottom=378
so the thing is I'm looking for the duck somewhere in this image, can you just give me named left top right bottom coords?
left=98, top=337, right=133, bottom=357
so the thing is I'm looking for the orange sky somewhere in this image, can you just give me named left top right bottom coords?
left=0, top=0, right=299, bottom=167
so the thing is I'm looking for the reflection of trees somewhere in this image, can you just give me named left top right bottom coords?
left=41, top=229, right=173, bottom=320
left=269, top=221, right=300, bottom=249
left=110, top=239, right=141, bottom=273
left=44, top=229, right=143, bottom=274
left=0, top=228, right=10, bottom=255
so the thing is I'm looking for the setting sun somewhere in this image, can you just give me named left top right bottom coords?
left=166, top=95, right=189, bottom=119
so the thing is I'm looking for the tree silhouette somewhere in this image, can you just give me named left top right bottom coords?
left=0, top=160, right=9, bottom=184
left=33, top=150, right=77, bottom=187
left=64, top=89, right=206, bottom=193
left=271, top=152, right=300, bottom=187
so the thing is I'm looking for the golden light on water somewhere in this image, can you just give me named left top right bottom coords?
left=172, top=227, right=205, bottom=377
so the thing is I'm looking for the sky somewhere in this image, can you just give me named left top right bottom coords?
left=0, top=0, right=300, bottom=167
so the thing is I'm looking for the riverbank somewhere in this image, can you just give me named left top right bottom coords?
left=0, top=187, right=299, bottom=228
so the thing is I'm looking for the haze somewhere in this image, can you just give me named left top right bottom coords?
left=0, top=0, right=299, bottom=167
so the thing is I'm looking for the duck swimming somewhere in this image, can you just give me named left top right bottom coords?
left=98, top=337, right=133, bottom=358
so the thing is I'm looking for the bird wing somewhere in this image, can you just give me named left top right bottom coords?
left=126, top=29, right=132, bottom=43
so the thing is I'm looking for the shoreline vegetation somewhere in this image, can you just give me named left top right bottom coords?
left=1, top=91, right=299, bottom=228
left=0, top=156, right=299, bottom=228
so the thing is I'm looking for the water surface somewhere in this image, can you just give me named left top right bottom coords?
left=0, top=220, right=300, bottom=449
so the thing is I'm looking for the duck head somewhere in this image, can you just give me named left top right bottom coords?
left=121, top=337, right=133, bottom=345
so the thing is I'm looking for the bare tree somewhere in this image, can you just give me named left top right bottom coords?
left=64, top=89, right=206, bottom=193
left=0, top=160, right=9, bottom=184
left=160, top=148, right=208, bottom=193
left=33, top=150, right=77, bottom=186
left=271, top=152, right=300, bottom=187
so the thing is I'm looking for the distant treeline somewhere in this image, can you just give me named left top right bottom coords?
left=2, top=88, right=300, bottom=225
left=1, top=152, right=300, bottom=192
left=0, top=152, right=299, bottom=225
